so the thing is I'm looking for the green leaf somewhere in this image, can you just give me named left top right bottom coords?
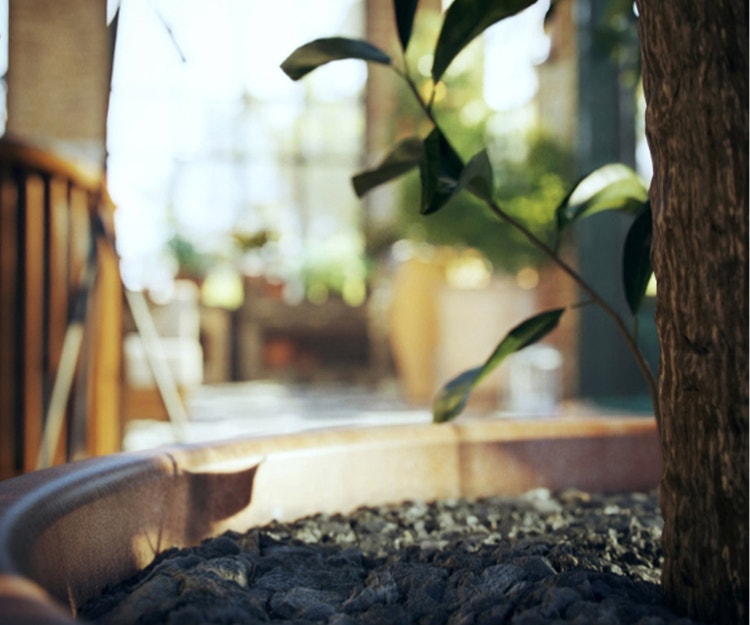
left=394, top=0, right=419, bottom=51
left=623, top=204, right=653, bottom=316
left=432, top=308, right=565, bottom=423
left=281, top=37, right=391, bottom=81
left=420, top=127, right=464, bottom=215
left=352, top=136, right=423, bottom=198
left=432, top=0, right=537, bottom=83
left=432, top=367, right=484, bottom=423
left=556, top=164, right=648, bottom=231
left=457, top=148, right=494, bottom=201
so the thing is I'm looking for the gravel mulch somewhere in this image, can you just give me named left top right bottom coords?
left=79, top=489, right=708, bottom=625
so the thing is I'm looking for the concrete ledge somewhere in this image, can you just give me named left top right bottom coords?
left=0, top=417, right=661, bottom=622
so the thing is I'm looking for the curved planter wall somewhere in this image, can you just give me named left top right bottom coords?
left=0, top=418, right=661, bottom=624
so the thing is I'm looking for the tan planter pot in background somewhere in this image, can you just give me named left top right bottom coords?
left=387, top=255, right=444, bottom=404
left=387, top=251, right=538, bottom=407
left=0, top=417, right=660, bottom=624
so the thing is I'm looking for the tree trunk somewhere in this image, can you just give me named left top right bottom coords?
left=636, top=2, right=748, bottom=623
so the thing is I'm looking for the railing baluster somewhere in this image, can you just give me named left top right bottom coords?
left=0, top=138, right=122, bottom=477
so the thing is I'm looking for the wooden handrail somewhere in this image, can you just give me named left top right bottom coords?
left=0, top=135, right=103, bottom=192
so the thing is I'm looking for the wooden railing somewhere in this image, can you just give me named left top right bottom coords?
left=0, top=137, right=122, bottom=479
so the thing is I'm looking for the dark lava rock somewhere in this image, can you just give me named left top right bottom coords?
left=79, top=489, right=709, bottom=625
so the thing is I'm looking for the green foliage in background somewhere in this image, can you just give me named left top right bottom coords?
left=399, top=133, right=574, bottom=272
left=168, top=233, right=213, bottom=281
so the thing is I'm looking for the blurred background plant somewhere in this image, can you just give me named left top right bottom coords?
left=398, top=132, right=574, bottom=272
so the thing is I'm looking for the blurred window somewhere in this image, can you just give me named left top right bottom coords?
left=108, top=0, right=366, bottom=297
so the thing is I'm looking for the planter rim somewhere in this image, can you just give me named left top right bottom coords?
left=0, top=416, right=660, bottom=624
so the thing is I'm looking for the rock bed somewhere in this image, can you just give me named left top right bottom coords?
left=79, top=489, right=706, bottom=624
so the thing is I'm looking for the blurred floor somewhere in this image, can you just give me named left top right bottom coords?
left=122, top=381, right=432, bottom=452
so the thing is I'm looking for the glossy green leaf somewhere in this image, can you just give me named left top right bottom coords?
left=457, top=148, right=494, bottom=201
left=433, top=308, right=565, bottom=423
left=432, top=0, right=537, bottom=83
left=420, top=127, right=465, bottom=215
left=281, top=37, right=391, bottom=81
left=352, top=137, right=423, bottom=198
left=623, top=204, right=653, bottom=315
left=481, top=308, right=565, bottom=374
left=394, top=0, right=419, bottom=51
left=555, top=164, right=648, bottom=232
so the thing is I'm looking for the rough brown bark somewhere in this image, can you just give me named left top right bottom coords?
left=636, top=1, right=748, bottom=623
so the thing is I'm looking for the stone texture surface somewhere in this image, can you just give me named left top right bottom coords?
left=80, top=489, right=706, bottom=624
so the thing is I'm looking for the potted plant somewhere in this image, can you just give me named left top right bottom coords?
left=0, top=1, right=744, bottom=623
left=0, top=2, right=660, bottom=623
left=0, top=4, right=662, bottom=623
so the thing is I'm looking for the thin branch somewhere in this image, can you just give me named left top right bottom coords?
left=390, top=62, right=661, bottom=425
left=392, top=66, right=439, bottom=127
left=483, top=197, right=660, bottom=423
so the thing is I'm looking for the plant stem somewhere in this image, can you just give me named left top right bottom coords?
left=485, top=197, right=660, bottom=425
left=392, top=65, right=661, bottom=425
left=394, top=67, right=440, bottom=127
